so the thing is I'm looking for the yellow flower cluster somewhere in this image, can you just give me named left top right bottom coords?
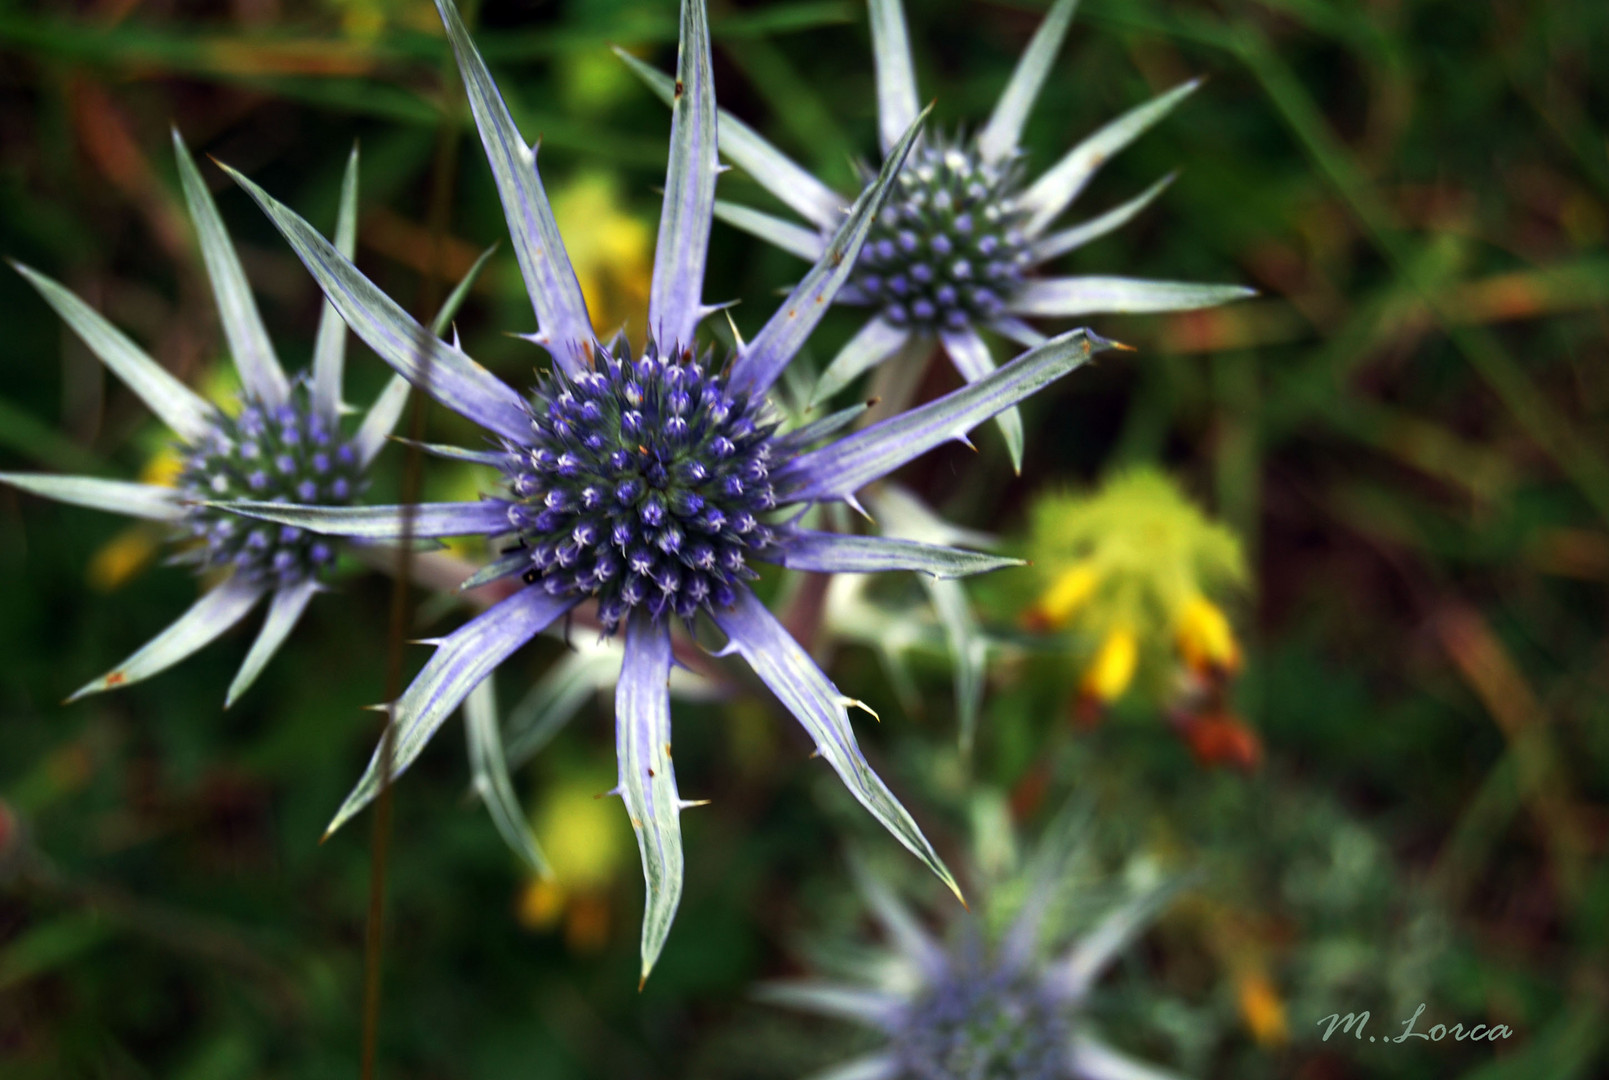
left=1022, top=469, right=1258, bottom=766
left=551, top=172, right=654, bottom=348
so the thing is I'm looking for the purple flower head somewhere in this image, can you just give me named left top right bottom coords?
left=218, top=0, right=1120, bottom=984
left=893, top=965, right=1071, bottom=1079
left=501, top=340, right=775, bottom=632
left=854, top=136, right=1033, bottom=334
left=761, top=815, right=1193, bottom=1080
left=2, top=136, right=409, bottom=708
left=620, top=0, right=1254, bottom=472
left=177, top=382, right=364, bottom=587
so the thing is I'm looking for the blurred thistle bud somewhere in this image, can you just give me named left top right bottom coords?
left=761, top=802, right=1195, bottom=1080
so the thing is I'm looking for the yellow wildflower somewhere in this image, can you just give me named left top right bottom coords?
left=139, top=445, right=183, bottom=488
left=516, top=775, right=630, bottom=952
left=87, top=446, right=184, bottom=591
left=1024, top=468, right=1248, bottom=712
left=551, top=172, right=653, bottom=347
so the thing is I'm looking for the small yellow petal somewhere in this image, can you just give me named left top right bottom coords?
left=517, top=878, right=568, bottom=931
left=1082, top=627, right=1138, bottom=703
left=1026, top=563, right=1099, bottom=630
left=1236, top=968, right=1289, bottom=1045
left=87, top=524, right=162, bottom=592
left=140, top=446, right=185, bottom=489
left=1177, top=594, right=1240, bottom=673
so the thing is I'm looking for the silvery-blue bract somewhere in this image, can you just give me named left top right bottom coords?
left=1, top=136, right=411, bottom=707
left=763, top=856, right=1189, bottom=1080
left=622, top=0, right=1254, bottom=471
left=214, top=0, right=1117, bottom=981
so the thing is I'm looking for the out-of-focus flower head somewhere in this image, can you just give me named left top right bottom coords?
left=1, top=137, right=421, bottom=707
left=621, top=0, right=1252, bottom=470
left=551, top=171, right=654, bottom=348
left=218, top=0, right=1117, bottom=982
left=517, top=773, right=631, bottom=952
left=1021, top=468, right=1259, bottom=768
left=763, top=797, right=1194, bottom=1080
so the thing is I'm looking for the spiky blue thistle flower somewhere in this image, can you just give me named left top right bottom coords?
left=210, top=0, right=1119, bottom=981
left=620, top=0, right=1255, bottom=470
left=0, top=135, right=412, bottom=707
left=763, top=820, right=1189, bottom=1080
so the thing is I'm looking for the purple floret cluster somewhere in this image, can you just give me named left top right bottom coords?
left=176, top=384, right=356, bottom=582
left=848, top=136, right=1032, bottom=332
left=498, top=340, right=779, bottom=630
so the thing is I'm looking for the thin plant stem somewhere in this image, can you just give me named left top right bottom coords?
left=360, top=8, right=471, bottom=1074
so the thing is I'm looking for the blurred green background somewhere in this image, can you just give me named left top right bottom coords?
left=2, top=0, right=1607, bottom=1077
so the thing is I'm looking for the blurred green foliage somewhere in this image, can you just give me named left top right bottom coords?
left=2, top=0, right=1607, bottom=1077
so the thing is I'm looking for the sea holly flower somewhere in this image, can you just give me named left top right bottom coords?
left=620, top=0, right=1253, bottom=469
left=762, top=806, right=1192, bottom=1080
left=212, top=0, right=1117, bottom=981
left=0, top=135, right=412, bottom=707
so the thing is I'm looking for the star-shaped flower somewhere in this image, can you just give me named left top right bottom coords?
left=2, top=135, right=410, bottom=706
left=213, top=0, right=1120, bottom=981
left=622, top=0, right=1253, bottom=470
left=764, top=812, right=1191, bottom=1080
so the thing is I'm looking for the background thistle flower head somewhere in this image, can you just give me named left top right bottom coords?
left=620, top=0, right=1253, bottom=471
left=763, top=800, right=1192, bottom=1080
left=0, top=136, right=411, bottom=706
left=851, top=134, right=1033, bottom=334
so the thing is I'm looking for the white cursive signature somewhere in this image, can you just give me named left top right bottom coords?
left=1317, top=1004, right=1515, bottom=1044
